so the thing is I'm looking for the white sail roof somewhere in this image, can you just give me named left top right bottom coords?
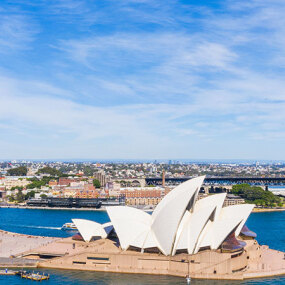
left=72, top=219, right=108, bottom=242
left=106, top=206, right=152, bottom=250
left=197, top=204, right=254, bottom=250
left=74, top=177, right=255, bottom=257
left=151, top=176, right=205, bottom=255
left=173, top=193, right=226, bottom=255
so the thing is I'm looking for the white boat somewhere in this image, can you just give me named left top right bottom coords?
left=61, top=222, right=77, bottom=230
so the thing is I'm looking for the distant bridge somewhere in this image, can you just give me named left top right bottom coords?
left=145, top=177, right=285, bottom=187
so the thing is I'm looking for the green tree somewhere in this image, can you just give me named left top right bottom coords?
left=8, top=195, right=15, bottom=202
left=25, top=190, right=35, bottom=200
left=83, top=166, right=94, bottom=176
left=93, top=179, right=101, bottom=188
left=7, top=166, right=28, bottom=176
left=15, top=190, right=25, bottom=203
left=231, top=184, right=281, bottom=206
left=11, top=186, right=23, bottom=191
left=26, top=176, right=55, bottom=189
left=40, top=194, right=48, bottom=199
left=36, top=167, right=63, bottom=177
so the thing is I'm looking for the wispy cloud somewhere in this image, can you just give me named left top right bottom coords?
left=0, top=0, right=285, bottom=159
left=0, top=11, right=37, bottom=53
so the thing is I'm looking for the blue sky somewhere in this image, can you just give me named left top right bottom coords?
left=0, top=0, right=285, bottom=160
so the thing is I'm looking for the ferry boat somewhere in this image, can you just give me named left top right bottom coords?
left=61, top=222, right=77, bottom=230
left=27, top=197, right=102, bottom=208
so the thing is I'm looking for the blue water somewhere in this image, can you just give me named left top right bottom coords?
left=0, top=208, right=284, bottom=284
left=0, top=208, right=110, bottom=238
left=1, top=269, right=284, bottom=285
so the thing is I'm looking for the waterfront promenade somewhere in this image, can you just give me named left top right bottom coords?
left=0, top=209, right=284, bottom=281
left=1, top=204, right=285, bottom=213
left=0, top=205, right=107, bottom=211
left=0, top=230, right=58, bottom=258
left=252, top=208, right=285, bottom=213
left=10, top=232, right=285, bottom=280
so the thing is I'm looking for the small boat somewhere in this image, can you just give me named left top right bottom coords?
left=27, top=273, right=49, bottom=281
left=17, top=270, right=50, bottom=281
left=61, top=222, right=77, bottom=230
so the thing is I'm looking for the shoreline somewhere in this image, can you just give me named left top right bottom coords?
left=24, top=236, right=285, bottom=280
left=0, top=224, right=284, bottom=280
left=0, top=229, right=58, bottom=261
left=0, top=205, right=107, bottom=211
left=252, top=208, right=285, bottom=213
left=1, top=204, right=285, bottom=213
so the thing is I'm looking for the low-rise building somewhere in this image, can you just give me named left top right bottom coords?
left=0, top=177, right=30, bottom=190
left=59, top=182, right=98, bottom=198
left=49, top=180, right=58, bottom=187
left=75, top=189, right=99, bottom=198
left=120, top=187, right=163, bottom=206
left=223, top=194, right=245, bottom=207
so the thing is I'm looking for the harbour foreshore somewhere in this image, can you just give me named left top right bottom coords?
left=0, top=229, right=284, bottom=280
left=0, top=205, right=107, bottom=211
left=0, top=204, right=154, bottom=212
left=252, top=208, right=285, bottom=213
left=1, top=204, right=285, bottom=213
left=0, top=257, right=38, bottom=268
left=0, top=229, right=59, bottom=259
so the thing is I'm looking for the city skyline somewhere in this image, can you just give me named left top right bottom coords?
left=1, top=158, right=285, bottom=164
left=1, top=0, right=285, bottom=160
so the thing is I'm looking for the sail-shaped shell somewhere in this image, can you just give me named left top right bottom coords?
left=73, top=177, right=254, bottom=257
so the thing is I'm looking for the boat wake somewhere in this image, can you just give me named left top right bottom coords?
left=1, top=223, right=61, bottom=230
left=24, top=225, right=62, bottom=230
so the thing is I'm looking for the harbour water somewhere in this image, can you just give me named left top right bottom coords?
left=0, top=208, right=284, bottom=284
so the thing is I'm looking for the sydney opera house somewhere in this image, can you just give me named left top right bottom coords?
left=30, top=176, right=285, bottom=280
left=73, top=176, right=254, bottom=256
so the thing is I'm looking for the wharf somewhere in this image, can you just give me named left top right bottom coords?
left=0, top=257, right=38, bottom=268
left=0, top=269, right=17, bottom=275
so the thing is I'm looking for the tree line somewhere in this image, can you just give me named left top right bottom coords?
left=231, top=184, right=283, bottom=207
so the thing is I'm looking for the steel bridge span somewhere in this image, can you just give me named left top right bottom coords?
left=145, top=177, right=285, bottom=186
